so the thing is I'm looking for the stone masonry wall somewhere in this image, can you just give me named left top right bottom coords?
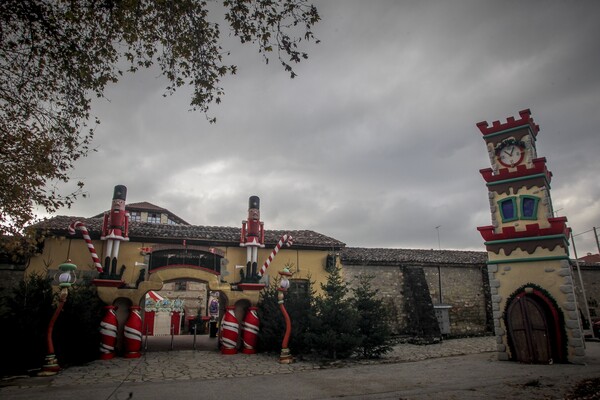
left=344, top=263, right=491, bottom=337
left=344, top=265, right=407, bottom=334
left=423, top=264, right=491, bottom=335
left=572, top=265, right=600, bottom=325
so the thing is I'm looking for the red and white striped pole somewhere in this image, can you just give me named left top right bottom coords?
left=68, top=221, right=103, bottom=273
left=124, top=306, right=143, bottom=358
left=99, top=305, right=118, bottom=360
left=257, top=234, right=293, bottom=278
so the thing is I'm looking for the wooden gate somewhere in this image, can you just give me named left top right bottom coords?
left=506, top=294, right=552, bottom=363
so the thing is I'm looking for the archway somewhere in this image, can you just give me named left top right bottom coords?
left=505, top=286, right=566, bottom=364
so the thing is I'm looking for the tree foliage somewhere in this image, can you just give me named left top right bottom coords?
left=351, top=274, right=393, bottom=358
left=306, top=266, right=360, bottom=359
left=0, top=273, right=54, bottom=377
left=0, top=0, right=320, bottom=240
left=257, top=270, right=315, bottom=355
left=0, top=273, right=106, bottom=377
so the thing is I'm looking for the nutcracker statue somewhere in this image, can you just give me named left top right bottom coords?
left=101, top=185, right=129, bottom=277
left=240, top=196, right=265, bottom=281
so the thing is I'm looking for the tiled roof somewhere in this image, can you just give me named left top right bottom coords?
left=32, top=216, right=345, bottom=250
left=577, top=253, right=600, bottom=265
left=92, top=202, right=190, bottom=225
left=340, top=247, right=488, bottom=266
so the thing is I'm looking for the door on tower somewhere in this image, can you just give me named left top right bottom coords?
left=506, top=291, right=561, bottom=364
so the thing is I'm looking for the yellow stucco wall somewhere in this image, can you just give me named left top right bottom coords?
left=26, top=236, right=332, bottom=305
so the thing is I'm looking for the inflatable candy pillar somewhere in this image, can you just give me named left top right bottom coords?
left=99, top=305, right=118, bottom=360
left=124, top=306, right=143, bottom=358
left=219, top=306, right=239, bottom=355
left=242, top=307, right=260, bottom=354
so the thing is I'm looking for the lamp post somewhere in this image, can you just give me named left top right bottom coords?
left=39, top=260, right=77, bottom=376
left=277, top=266, right=293, bottom=364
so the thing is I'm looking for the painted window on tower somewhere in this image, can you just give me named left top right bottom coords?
left=498, top=197, right=518, bottom=222
left=520, top=196, right=540, bottom=220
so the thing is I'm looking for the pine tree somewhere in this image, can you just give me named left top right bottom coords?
left=307, top=266, right=360, bottom=359
left=256, top=272, right=315, bottom=355
left=352, top=274, right=393, bottom=358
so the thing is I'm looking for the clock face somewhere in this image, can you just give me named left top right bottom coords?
left=497, top=144, right=524, bottom=167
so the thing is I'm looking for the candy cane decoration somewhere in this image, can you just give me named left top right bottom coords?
left=257, top=234, right=293, bottom=278
left=68, top=221, right=103, bottom=273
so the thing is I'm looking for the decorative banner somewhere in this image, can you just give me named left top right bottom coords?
left=209, top=292, right=220, bottom=319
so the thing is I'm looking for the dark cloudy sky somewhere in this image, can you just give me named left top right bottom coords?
left=48, top=0, right=600, bottom=255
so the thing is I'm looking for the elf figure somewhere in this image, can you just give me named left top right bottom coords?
left=240, top=196, right=265, bottom=281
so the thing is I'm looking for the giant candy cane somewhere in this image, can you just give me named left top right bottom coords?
left=257, top=234, right=293, bottom=278
left=68, top=221, right=103, bottom=273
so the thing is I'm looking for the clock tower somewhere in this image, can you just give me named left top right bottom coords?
left=476, top=109, right=584, bottom=364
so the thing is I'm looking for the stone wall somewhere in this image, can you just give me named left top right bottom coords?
left=344, top=265, right=407, bottom=334
left=422, top=264, right=491, bottom=335
left=572, top=264, right=600, bottom=325
left=344, top=263, right=492, bottom=337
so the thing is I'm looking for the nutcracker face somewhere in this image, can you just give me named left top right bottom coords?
left=248, top=208, right=260, bottom=221
left=111, top=199, right=126, bottom=226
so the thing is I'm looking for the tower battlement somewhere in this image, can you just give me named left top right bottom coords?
left=477, top=108, right=539, bottom=137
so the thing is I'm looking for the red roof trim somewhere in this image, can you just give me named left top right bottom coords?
left=476, top=109, right=540, bottom=136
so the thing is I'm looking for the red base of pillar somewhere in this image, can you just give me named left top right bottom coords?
left=100, top=353, right=116, bottom=360
left=220, top=347, right=238, bottom=355
left=124, top=352, right=141, bottom=359
left=241, top=348, right=256, bottom=355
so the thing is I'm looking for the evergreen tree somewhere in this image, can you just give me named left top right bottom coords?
left=257, top=271, right=315, bottom=355
left=351, top=274, right=393, bottom=359
left=257, top=278, right=285, bottom=353
left=307, top=266, right=360, bottom=359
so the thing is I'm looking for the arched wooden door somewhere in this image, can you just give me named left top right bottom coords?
left=506, top=295, right=552, bottom=363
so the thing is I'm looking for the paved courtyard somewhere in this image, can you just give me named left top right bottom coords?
left=3, top=336, right=600, bottom=400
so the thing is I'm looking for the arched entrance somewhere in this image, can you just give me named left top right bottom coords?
left=136, top=251, right=260, bottom=351
left=505, top=287, right=566, bottom=364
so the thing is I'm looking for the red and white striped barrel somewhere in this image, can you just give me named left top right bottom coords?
left=242, top=307, right=260, bottom=354
left=99, top=305, right=118, bottom=360
left=124, top=306, right=143, bottom=358
left=219, top=306, right=239, bottom=355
